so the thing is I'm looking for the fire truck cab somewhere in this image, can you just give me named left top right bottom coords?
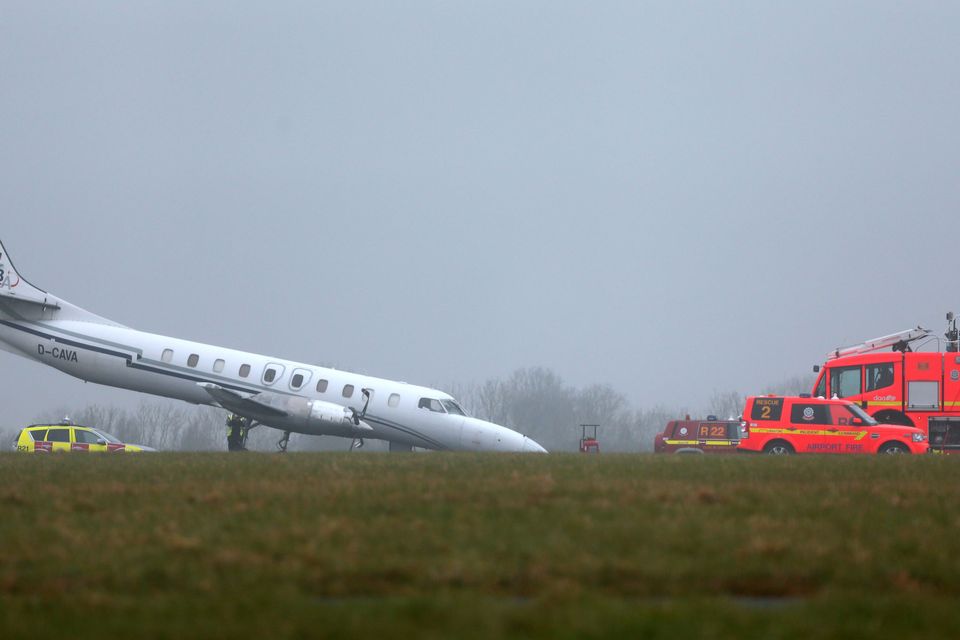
left=813, top=318, right=960, bottom=451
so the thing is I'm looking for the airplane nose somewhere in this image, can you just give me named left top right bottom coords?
left=522, top=436, right=548, bottom=453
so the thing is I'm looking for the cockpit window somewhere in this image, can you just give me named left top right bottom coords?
left=440, top=400, right=466, bottom=416
left=418, top=398, right=446, bottom=413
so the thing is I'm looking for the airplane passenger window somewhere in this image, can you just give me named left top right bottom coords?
left=239, top=364, right=251, bottom=378
left=262, top=364, right=285, bottom=386
left=187, top=354, right=199, bottom=368
left=213, top=359, right=225, bottom=373
left=388, top=393, right=400, bottom=408
left=289, top=369, right=310, bottom=390
left=161, top=349, right=173, bottom=364
left=418, top=398, right=445, bottom=413
left=343, top=384, right=354, bottom=399
left=316, top=379, right=328, bottom=393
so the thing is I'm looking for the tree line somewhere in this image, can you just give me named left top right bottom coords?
left=452, top=368, right=813, bottom=452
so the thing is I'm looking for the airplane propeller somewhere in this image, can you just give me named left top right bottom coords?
left=349, top=389, right=372, bottom=426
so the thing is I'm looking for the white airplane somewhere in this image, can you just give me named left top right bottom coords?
left=0, top=238, right=547, bottom=453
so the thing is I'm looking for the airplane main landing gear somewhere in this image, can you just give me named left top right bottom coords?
left=277, top=431, right=291, bottom=453
left=351, top=438, right=364, bottom=450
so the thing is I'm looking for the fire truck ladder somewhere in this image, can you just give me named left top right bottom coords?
left=827, top=327, right=931, bottom=360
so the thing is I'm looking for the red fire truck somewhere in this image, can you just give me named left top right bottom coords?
left=812, top=313, right=960, bottom=451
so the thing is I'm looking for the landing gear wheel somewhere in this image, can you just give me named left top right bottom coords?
left=351, top=438, right=365, bottom=450
left=879, top=442, right=910, bottom=455
left=277, top=431, right=291, bottom=453
left=763, top=441, right=794, bottom=455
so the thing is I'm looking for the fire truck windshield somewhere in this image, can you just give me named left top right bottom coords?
left=843, top=404, right=878, bottom=426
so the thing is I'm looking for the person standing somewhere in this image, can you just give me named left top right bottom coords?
left=226, top=414, right=244, bottom=452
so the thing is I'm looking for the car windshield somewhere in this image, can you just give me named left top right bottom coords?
left=94, top=430, right=123, bottom=444
left=440, top=400, right=467, bottom=416
left=843, top=404, right=878, bottom=426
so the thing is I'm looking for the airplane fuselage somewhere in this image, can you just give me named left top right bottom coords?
left=0, top=243, right=547, bottom=454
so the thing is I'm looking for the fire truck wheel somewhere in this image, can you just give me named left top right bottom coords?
left=879, top=442, right=910, bottom=455
left=763, top=440, right=794, bottom=455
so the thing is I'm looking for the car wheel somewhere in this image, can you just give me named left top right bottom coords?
left=763, top=441, right=794, bottom=455
left=879, top=442, right=910, bottom=455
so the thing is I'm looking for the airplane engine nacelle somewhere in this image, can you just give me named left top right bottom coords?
left=252, top=392, right=373, bottom=437
left=307, top=399, right=360, bottom=428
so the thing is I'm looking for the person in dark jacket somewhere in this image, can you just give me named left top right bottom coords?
left=226, top=413, right=245, bottom=451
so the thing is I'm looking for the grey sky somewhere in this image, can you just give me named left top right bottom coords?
left=2, top=2, right=959, bottom=428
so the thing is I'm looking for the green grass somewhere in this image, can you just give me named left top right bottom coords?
left=2, top=453, right=960, bottom=638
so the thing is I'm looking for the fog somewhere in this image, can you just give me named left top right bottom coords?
left=2, top=3, right=958, bottom=435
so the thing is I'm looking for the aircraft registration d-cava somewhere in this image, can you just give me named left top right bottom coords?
left=0, top=238, right=546, bottom=453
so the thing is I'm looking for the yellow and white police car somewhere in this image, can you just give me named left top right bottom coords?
left=11, top=423, right=156, bottom=453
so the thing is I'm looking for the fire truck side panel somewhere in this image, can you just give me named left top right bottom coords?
left=906, top=353, right=941, bottom=413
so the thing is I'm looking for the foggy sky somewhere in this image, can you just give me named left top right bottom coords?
left=2, top=2, right=959, bottom=429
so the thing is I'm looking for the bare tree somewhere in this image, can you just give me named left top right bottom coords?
left=762, top=374, right=817, bottom=397
left=704, top=390, right=746, bottom=420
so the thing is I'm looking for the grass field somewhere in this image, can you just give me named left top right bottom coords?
left=2, top=453, right=960, bottom=639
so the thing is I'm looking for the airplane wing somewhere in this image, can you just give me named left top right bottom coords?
left=197, top=382, right=375, bottom=436
left=197, top=383, right=289, bottom=419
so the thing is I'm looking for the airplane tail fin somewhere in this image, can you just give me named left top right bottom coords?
left=0, top=238, right=60, bottom=309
